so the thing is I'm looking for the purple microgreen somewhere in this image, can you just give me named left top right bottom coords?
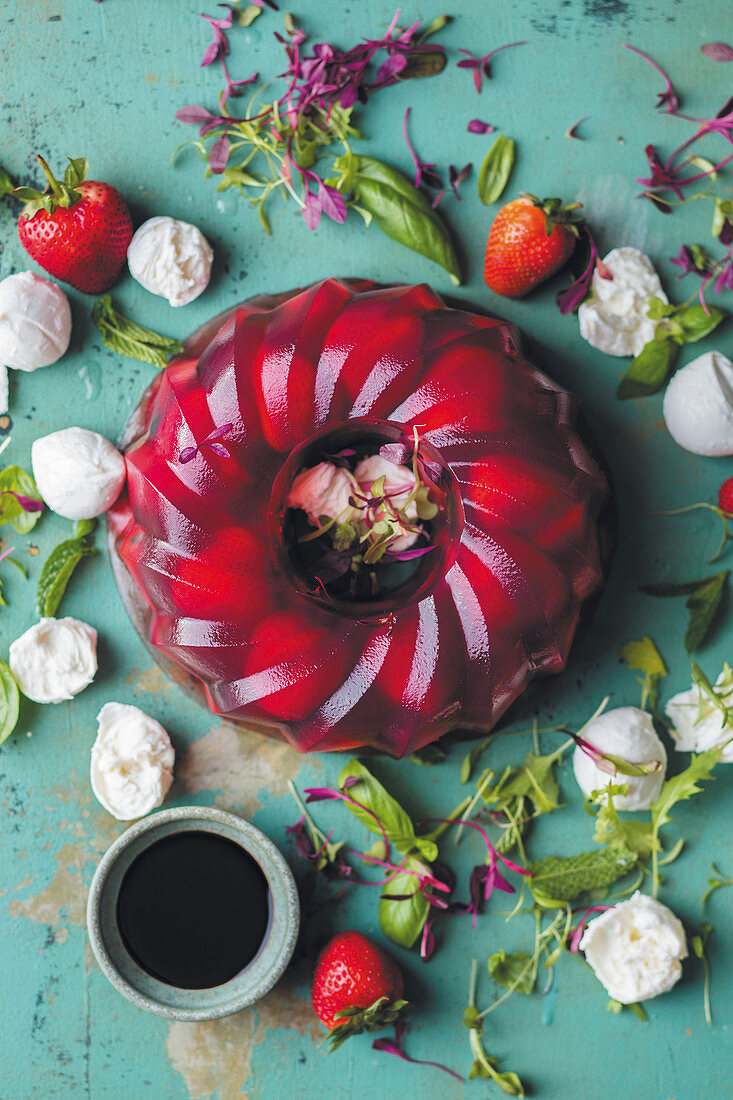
left=0, top=490, right=44, bottom=514
left=420, top=918, right=436, bottom=960
left=566, top=730, right=663, bottom=778
left=382, top=544, right=437, bottom=561
left=432, top=162, right=472, bottom=208
left=456, top=41, right=527, bottom=94
left=219, top=59, right=258, bottom=106
left=373, top=1020, right=464, bottom=1080
left=569, top=905, right=613, bottom=953
left=467, top=119, right=495, bottom=135
left=305, top=784, right=393, bottom=854
left=199, top=7, right=234, bottom=69
left=565, top=115, right=589, bottom=140
left=375, top=52, right=408, bottom=83
left=623, top=44, right=680, bottom=113
left=556, top=228, right=609, bottom=315
left=402, top=107, right=442, bottom=190
left=209, top=131, right=232, bottom=173
left=178, top=422, right=233, bottom=464
left=701, top=43, right=733, bottom=62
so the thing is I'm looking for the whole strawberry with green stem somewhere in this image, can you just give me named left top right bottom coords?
left=484, top=193, right=583, bottom=298
left=719, top=476, right=733, bottom=517
left=13, top=155, right=133, bottom=294
left=311, top=930, right=407, bottom=1050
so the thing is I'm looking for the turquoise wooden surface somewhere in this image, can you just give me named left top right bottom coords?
left=1, top=1, right=732, bottom=1098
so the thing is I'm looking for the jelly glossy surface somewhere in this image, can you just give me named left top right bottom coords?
left=111, top=278, right=609, bottom=756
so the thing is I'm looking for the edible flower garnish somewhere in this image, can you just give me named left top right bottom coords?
left=179, top=423, right=233, bottom=464
left=373, top=1019, right=464, bottom=1080
left=456, top=41, right=527, bottom=94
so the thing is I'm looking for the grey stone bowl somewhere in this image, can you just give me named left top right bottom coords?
left=86, top=806, right=300, bottom=1021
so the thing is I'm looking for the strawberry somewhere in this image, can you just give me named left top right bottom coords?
left=719, top=476, right=733, bottom=516
left=13, top=155, right=133, bottom=294
left=483, top=193, right=582, bottom=298
left=311, top=930, right=407, bottom=1049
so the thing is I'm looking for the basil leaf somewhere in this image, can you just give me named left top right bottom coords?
left=338, top=758, right=417, bottom=852
left=477, top=135, right=515, bottom=206
left=379, top=863, right=430, bottom=948
left=616, top=338, right=676, bottom=400
left=0, top=466, right=43, bottom=534
left=339, top=155, right=461, bottom=285
left=92, top=295, right=184, bottom=369
left=0, top=658, right=20, bottom=746
left=675, top=303, right=726, bottom=343
left=0, top=167, right=14, bottom=199
left=529, top=846, right=637, bottom=905
left=37, top=520, right=97, bottom=617
left=488, top=951, right=535, bottom=995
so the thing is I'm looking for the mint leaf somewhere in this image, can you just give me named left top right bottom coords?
left=528, top=846, right=637, bottom=906
left=92, top=295, right=184, bottom=369
left=37, top=519, right=96, bottom=617
left=488, top=951, right=535, bottom=995
left=621, top=635, right=667, bottom=710
left=0, top=658, right=20, bottom=746
left=617, top=338, right=676, bottom=400
left=477, top=135, right=515, bottom=206
left=642, top=572, right=729, bottom=652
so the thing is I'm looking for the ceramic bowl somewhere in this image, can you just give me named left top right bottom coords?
left=86, top=805, right=300, bottom=1021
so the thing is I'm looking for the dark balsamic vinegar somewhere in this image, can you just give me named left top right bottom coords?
left=116, top=831, right=271, bottom=989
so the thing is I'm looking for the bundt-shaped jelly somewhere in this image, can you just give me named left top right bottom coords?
left=110, top=278, right=609, bottom=757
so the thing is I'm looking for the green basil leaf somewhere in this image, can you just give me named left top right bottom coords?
left=477, top=135, right=515, bottom=206
left=529, top=846, right=637, bottom=905
left=339, top=155, right=461, bottom=284
left=37, top=520, right=96, bottom=617
left=0, top=658, right=20, bottom=746
left=616, top=338, right=676, bottom=400
left=0, top=465, right=43, bottom=534
left=488, top=951, right=535, bottom=994
left=0, top=167, right=14, bottom=199
left=92, top=295, right=184, bottom=369
left=338, top=758, right=417, bottom=851
left=379, top=864, right=430, bottom=948
left=675, top=303, right=726, bottom=343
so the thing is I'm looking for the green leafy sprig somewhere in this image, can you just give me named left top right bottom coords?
left=37, top=519, right=96, bottom=617
left=477, top=134, right=515, bottom=205
left=92, top=296, right=184, bottom=369
left=464, top=960, right=526, bottom=1096
left=0, top=657, right=20, bottom=747
left=620, top=636, right=667, bottom=711
left=641, top=571, right=729, bottom=652
left=617, top=295, right=726, bottom=400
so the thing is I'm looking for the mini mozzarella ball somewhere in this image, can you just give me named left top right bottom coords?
left=91, top=702, right=174, bottom=821
left=663, top=351, right=733, bottom=456
left=572, top=706, right=667, bottom=810
left=127, top=216, right=213, bottom=307
left=31, top=426, right=126, bottom=520
left=580, top=892, right=687, bottom=1004
left=9, top=617, right=97, bottom=704
left=0, top=271, right=71, bottom=371
left=665, top=665, right=733, bottom=762
left=578, top=247, right=667, bottom=358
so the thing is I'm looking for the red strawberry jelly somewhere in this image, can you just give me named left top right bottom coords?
left=110, top=278, right=609, bottom=757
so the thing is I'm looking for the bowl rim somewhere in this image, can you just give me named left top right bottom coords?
left=86, top=805, right=300, bottom=1021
